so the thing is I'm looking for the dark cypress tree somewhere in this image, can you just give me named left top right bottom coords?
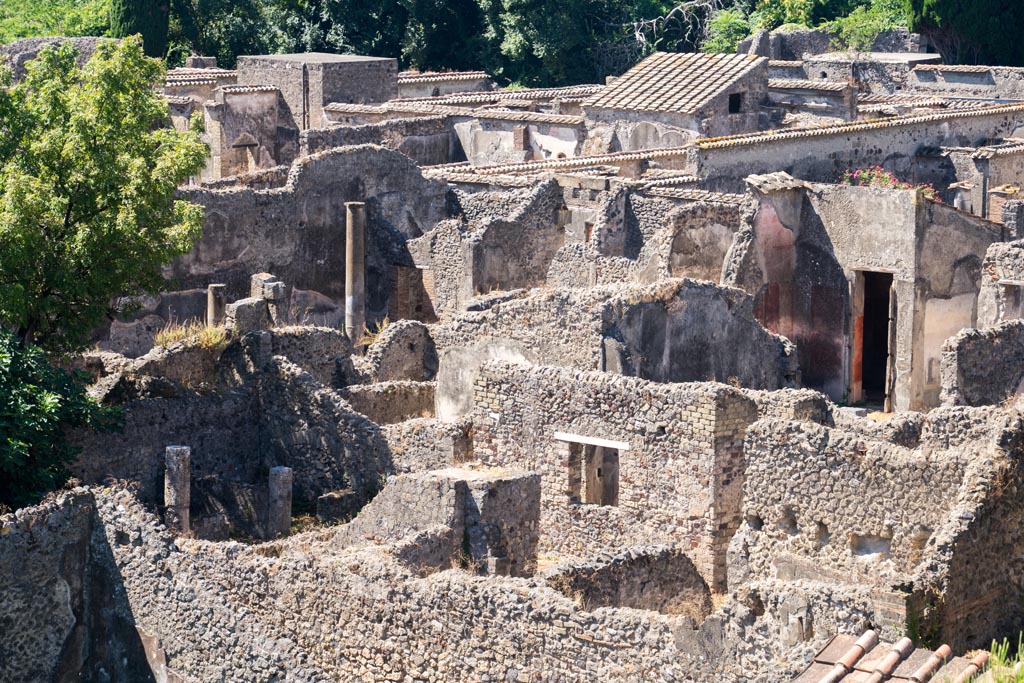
left=110, top=0, right=170, bottom=57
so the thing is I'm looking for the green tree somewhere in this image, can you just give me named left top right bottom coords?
left=0, top=0, right=110, bottom=44
left=0, top=36, right=208, bottom=353
left=702, top=8, right=751, bottom=53
left=167, top=0, right=268, bottom=67
left=110, top=0, right=170, bottom=56
left=828, top=0, right=906, bottom=51
left=904, top=0, right=1024, bottom=65
left=0, top=330, right=119, bottom=510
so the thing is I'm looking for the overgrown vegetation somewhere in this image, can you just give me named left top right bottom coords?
left=841, top=166, right=941, bottom=201
left=4, top=0, right=1024, bottom=79
left=0, top=37, right=207, bottom=354
left=154, top=318, right=229, bottom=352
left=986, top=635, right=1024, bottom=681
left=0, top=38, right=206, bottom=509
left=0, top=330, right=119, bottom=511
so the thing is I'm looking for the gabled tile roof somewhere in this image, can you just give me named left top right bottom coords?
left=397, top=70, right=489, bottom=84
left=770, top=78, right=849, bottom=92
left=791, top=630, right=988, bottom=683
left=584, top=52, right=765, bottom=114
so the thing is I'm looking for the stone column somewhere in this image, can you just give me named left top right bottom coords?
left=345, top=201, right=366, bottom=346
left=164, top=446, right=191, bottom=536
left=267, top=466, right=294, bottom=538
left=207, top=284, right=227, bottom=328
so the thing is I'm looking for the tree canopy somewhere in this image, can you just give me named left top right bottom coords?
left=904, top=0, right=1024, bottom=66
left=0, top=36, right=207, bottom=353
left=0, top=329, right=119, bottom=510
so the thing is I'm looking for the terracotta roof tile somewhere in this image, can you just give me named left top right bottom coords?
left=793, top=630, right=985, bottom=683
left=394, top=84, right=602, bottom=106
left=770, top=78, right=849, bottom=92
left=397, top=70, right=489, bottom=84
left=914, top=64, right=992, bottom=73
left=584, top=52, right=765, bottom=114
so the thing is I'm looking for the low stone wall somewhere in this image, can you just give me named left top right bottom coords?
left=0, top=489, right=162, bottom=682
left=299, top=116, right=452, bottom=165
left=380, top=417, right=471, bottom=472
left=543, top=546, right=712, bottom=620
left=2, top=486, right=922, bottom=682
left=342, top=381, right=436, bottom=424
left=941, top=320, right=1024, bottom=406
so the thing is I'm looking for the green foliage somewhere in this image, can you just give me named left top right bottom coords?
left=988, top=635, right=1024, bottom=681
left=841, top=165, right=940, bottom=200
left=0, top=0, right=110, bottom=44
left=167, top=0, right=268, bottom=67
left=702, top=8, right=751, bottom=53
left=752, top=0, right=814, bottom=30
left=0, top=36, right=208, bottom=353
left=0, top=329, right=120, bottom=510
left=905, top=0, right=1024, bottom=66
left=110, top=0, right=169, bottom=57
left=827, top=0, right=905, bottom=51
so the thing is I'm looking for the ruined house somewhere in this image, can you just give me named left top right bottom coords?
left=5, top=35, right=1024, bottom=683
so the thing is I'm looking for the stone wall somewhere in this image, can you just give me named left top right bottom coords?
left=341, top=381, right=436, bottom=424
left=0, top=489, right=163, bottom=682
left=695, top=107, right=1024, bottom=192
left=940, top=321, right=1024, bottom=406
left=470, top=361, right=760, bottom=590
left=978, top=239, right=1024, bottom=327
left=411, top=180, right=566, bottom=315
left=432, top=280, right=796, bottom=421
left=175, top=145, right=448, bottom=308
left=72, top=328, right=394, bottom=519
left=729, top=404, right=1024, bottom=648
left=547, top=193, right=745, bottom=289
left=12, top=485, right=896, bottom=682
left=300, top=116, right=452, bottom=165
left=543, top=546, right=712, bottom=620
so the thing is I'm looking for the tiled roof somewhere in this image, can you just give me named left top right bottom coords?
left=791, top=630, right=988, bottom=683
left=914, top=64, right=992, bottom=73
left=166, top=67, right=236, bottom=80
left=770, top=78, right=849, bottom=92
left=584, top=52, right=765, bottom=114
left=642, top=187, right=744, bottom=204
left=220, top=84, right=278, bottom=94
left=398, top=70, right=489, bottom=84
left=696, top=103, right=1024, bottom=150
left=326, top=100, right=585, bottom=125
left=162, top=79, right=218, bottom=87
left=323, top=103, right=389, bottom=114
left=163, top=95, right=194, bottom=106
left=972, top=139, right=1024, bottom=159
left=395, top=84, right=603, bottom=106
left=746, top=171, right=806, bottom=192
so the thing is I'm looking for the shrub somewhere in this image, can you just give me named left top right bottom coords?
left=0, top=331, right=120, bottom=510
left=841, top=166, right=941, bottom=201
left=702, top=9, right=752, bottom=54
left=154, top=319, right=229, bottom=353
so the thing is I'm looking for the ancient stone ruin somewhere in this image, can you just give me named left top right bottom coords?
left=6, top=34, right=1024, bottom=682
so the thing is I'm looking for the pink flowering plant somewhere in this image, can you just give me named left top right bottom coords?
left=841, top=166, right=941, bottom=201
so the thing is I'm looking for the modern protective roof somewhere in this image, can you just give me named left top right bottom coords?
left=583, top=52, right=765, bottom=115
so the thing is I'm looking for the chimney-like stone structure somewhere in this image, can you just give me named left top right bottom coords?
left=164, top=446, right=191, bottom=536
left=345, top=201, right=366, bottom=346
left=207, top=283, right=226, bottom=327
left=268, top=466, right=294, bottom=538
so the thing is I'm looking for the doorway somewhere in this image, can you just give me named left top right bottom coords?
left=583, top=446, right=619, bottom=506
left=862, top=272, right=894, bottom=403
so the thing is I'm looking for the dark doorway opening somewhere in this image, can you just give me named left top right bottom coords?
left=728, top=93, right=743, bottom=114
left=584, top=446, right=619, bottom=506
left=862, top=272, right=893, bottom=401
